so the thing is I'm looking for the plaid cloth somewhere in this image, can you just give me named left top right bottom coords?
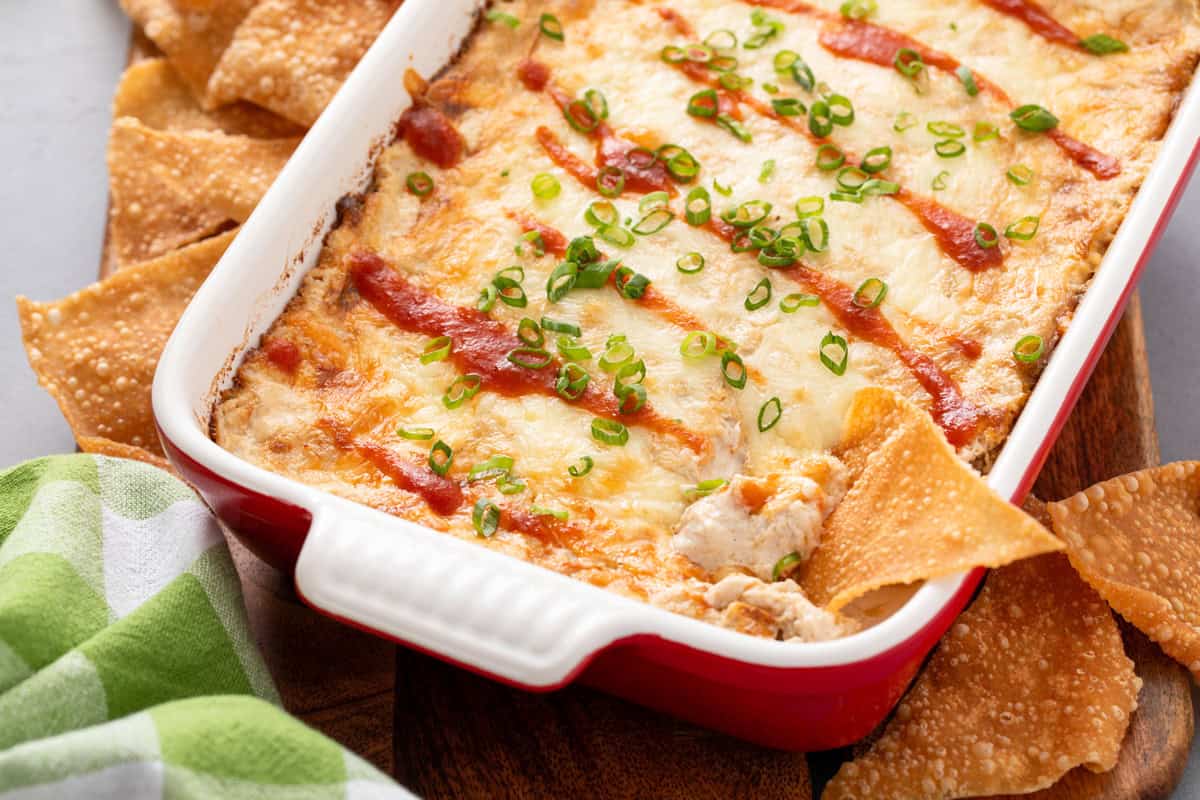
left=0, top=454, right=412, bottom=799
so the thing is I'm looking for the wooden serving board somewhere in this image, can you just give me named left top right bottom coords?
left=215, top=296, right=1192, bottom=799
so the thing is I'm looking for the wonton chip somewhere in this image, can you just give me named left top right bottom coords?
left=108, top=117, right=297, bottom=265
left=206, top=0, right=400, bottom=127
left=1047, top=462, right=1200, bottom=680
left=120, top=0, right=258, bottom=103
left=114, top=58, right=304, bottom=138
left=78, top=436, right=174, bottom=474
left=824, top=554, right=1139, bottom=800
left=17, top=231, right=235, bottom=457
left=800, top=388, right=1062, bottom=611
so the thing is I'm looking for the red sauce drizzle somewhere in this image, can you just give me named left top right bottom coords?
left=703, top=223, right=985, bottom=446
left=349, top=252, right=707, bottom=453
left=656, top=7, right=696, bottom=37
left=1047, top=129, right=1121, bottom=179
left=396, top=105, right=466, bottom=169
left=895, top=190, right=1004, bottom=272
left=321, top=419, right=463, bottom=515
left=517, top=58, right=551, bottom=92
left=976, top=0, right=1080, bottom=48
left=536, top=126, right=599, bottom=188
left=262, top=337, right=301, bottom=373
left=507, top=210, right=569, bottom=258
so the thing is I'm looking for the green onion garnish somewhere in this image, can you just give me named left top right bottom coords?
left=468, top=454, right=515, bottom=482
left=591, top=418, right=629, bottom=446
left=758, top=397, right=783, bottom=432
left=687, top=88, right=719, bottom=118
left=397, top=426, right=435, bottom=441
left=860, top=146, right=892, bottom=174
left=928, top=121, right=965, bottom=138
left=685, top=187, right=712, bottom=226
left=1010, top=104, right=1059, bottom=132
left=530, top=505, right=568, bottom=521
left=772, top=552, right=802, bottom=581
left=515, top=230, right=545, bottom=258
left=717, top=114, right=752, bottom=143
left=497, top=477, right=526, bottom=495
left=429, top=440, right=453, bottom=476
left=1007, top=164, right=1034, bottom=185
left=615, top=381, right=647, bottom=414
left=893, top=111, right=917, bottom=132
left=639, top=192, right=670, bottom=214
left=932, top=170, right=949, bottom=191
left=780, top=293, right=819, bottom=312
left=808, top=100, right=833, bottom=138
left=507, top=347, right=552, bottom=370
left=819, top=331, right=849, bottom=375
left=1080, top=34, right=1128, bottom=55
left=837, top=166, right=869, bottom=192
left=956, top=66, right=979, bottom=96
left=538, top=12, right=564, bottom=41
left=839, top=0, right=877, bottom=19
left=973, top=121, right=999, bottom=142
left=799, top=216, right=830, bottom=252
left=406, top=171, right=434, bottom=196
left=744, top=278, right=772, bottom=311
left=828, top=94, right=854, bottom=126
left=472, top=498, right=501, bottom=538
left=816, top=143, right=845, bottom=171
left=546, top=262, right=578, bottom=303
left=705, top=28, right=738, bottom=50
left=597, top=224, right=635, bottom=248
left=443, top=374, right=482, bottom=409
left=585, top=200, right=619, bottom=228
left=485, top=9, right=520, bottom=28
left=861, top=178, right=899, bottom=196
left=517, top=317, right=544, bottom=348
left=771, top=97, right=806, bottom=116
left=568, top=455, right=594, bottom=477
left=677, top=251, right=705, bottom=274
left=541, top=317, right=581, bottom=337
left=894, top=48, right=924, bottom=82
left=935, top=139, right=966, bottom=158
left=685, top=478, right=729, bottom=499
left=723, top=199, right=772, bottom=228
left=713, top=179, right=733, bottom=196
left=492, top=275, right=527, bottom=308
left=632, top=209, right=673, bottom=235
left=830, top=191, right=864, bottom=204
left=420, top=336, right=452, bottom=364
left=721, top=351, right=747, bottom=389
left=531, top=173, right=561, bottom=200
left=614, top=267, right=651, bottom=299
left=599, top=338, right=635, bottom=372
left=853, top=278, right=888, bottom=308
left=758, top=236, right=800, bottom=267
left=477, top=284, right=498, bottom=312
left=1004, top=215, right=1041, bottom=241
left=557, top=335, right=592, bottom=362
left=680, top=330, right=717, bottom=359
left=596, top=166, right=625, bottom=197
left=1013, top=334, right=1044, bottom=363
left=974, top=222, right=999, bottom=249
left=555, top=362, right=591, bottom=400
left=795, top=196, right=824, bottom=218
left=759, top=159, right=776, bottom=183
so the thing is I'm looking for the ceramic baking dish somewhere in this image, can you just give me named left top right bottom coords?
left=153, top=0, right=1200, bottom=751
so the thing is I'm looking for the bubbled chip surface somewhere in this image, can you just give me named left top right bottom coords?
left=824, top=554, right=1139, bottom=800
left=1048, top=462, right=1200, bottom=680
left=16, top=231, right=236, bottom=459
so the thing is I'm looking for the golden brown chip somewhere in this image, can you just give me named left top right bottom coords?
left=108, top=117, right=297, bottom=266
left=1047, top=462, right=1200, bottom=680
left=824, top=554, right=1139, bottom=800
left=800, top=388, right=1063, bottom=611
left=113, top=58, right=304, bottom=138
left=17, top=231, right=236, bottom=457
left=78, top=436, right=174, bottom=474
left=120, top=0, right=258, bottom=103
left=206, top=0, right=400, bottom=127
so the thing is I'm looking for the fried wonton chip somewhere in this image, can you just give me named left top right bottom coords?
left=78, top=436, right=174, bottom=474
left=824, top=554, right=1139, bottom=800
left=206, top=0, right=400, bottom=127
left=108, top=117, right=297, bottom=266
left=120, top=0, right=258, bottom=103
left=1047, top=462, right=1200, bottom=680
left=800, top=388, right=1063, bottom=611
left=17, top=231, right=236, bottom=457
left=114, top=58, right=304, bottom=138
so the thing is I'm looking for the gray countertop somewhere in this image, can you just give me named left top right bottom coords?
left=2, top=1, right=1197, bottom=794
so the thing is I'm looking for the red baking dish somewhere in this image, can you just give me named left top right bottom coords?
left=152, top=0, right=1200, bottom=751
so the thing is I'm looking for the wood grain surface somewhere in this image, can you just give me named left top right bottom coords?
left=217, top=295, right=1193, bottom=800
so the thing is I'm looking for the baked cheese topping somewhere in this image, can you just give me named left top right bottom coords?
left=213, top=0, right=1200, bottom=641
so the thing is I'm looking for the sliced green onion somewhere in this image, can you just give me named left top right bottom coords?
left=555, top=362, right=591, bottom=400
left=973, top=121, right=999, bottom=142
left=773, top=49, right=799, bottom=74
left=744, top=278, right=772, bottom=311
left=772, top=552, right=802, bottom=582
left=583, top=201, right=617, bottom=230
left=397, top=426, right=435, bottom=441
left=932, top=170, right=949, bottom=191
left=614, top=381, right=647, bottom=414
left=687, top=88, right=719, bottom=118
left=1004, top=215, right=1041, bottom=241
left=790, top=60, right=815, bottom=91
left=680, top=330, right=717, bottom=359
left=839, top=0, right=877, bottom=19
left=516, top=317, right=544, bottom=348
left=723, top=199, right=772, bottom=228
left=685, top=187, right=712, bottom=226
left=484, top=9, right=520, bottom=29
left=515, top=230, right=545, bottom=258
left=935, top=139, right=966, bottom=158
left=808, top=100, right=833, bottom=138
left=665, top=147, right=701, bottom=181
left=429, top=440, right=453, bottom=476
left=819, top=331, right=849, bottom=375
left=758, top=397, right=783, bottom=432
left=541, top=317, right=581, bottom=337
left=546, top=261, right=578, bottom=302
left=491, top=276, right=526, bottom=308
left=837, top=165, right=869, bottom=191
left=685, top=478, right=729, bottom=499
left=472, top=498, right=501, bottom=537
left=538, top=12, right=564, bottom=41
left=632, top=209, right=674, bottom=235
left=583, top=89, right=608, bottom=121
left=720, top=351, right=747, bottom=389
left=716, top=114, right=752, bottom=143
left=638, top=192, right=670, bottom=215
left=748, top=225, right=778, bottom=249
left=1013, top=334, right=1045, bottom=363
left=683, top=43, right=714, bottom=64
left=477, top=284, right=498, bottom=312
left=591, top=418, right=629, bottom=446
left=406, top=171, right=434, bottom=196
left=531, top=172, right=561, bottom=200
left=599, top=339, right=635, bottom=372
left=568, top=455, right=595, bottom=477
left=613, top=266, right=651, bottom=300
left=705, top=28, right=738, bottom=50
left=443, top=374, right=482, bottom=409
left=557, top=335, right=592, bottom=362
left=597, top=224, right=635, bottom=248
left=893, top=111, right=917, bottom=132
left=830, top=190, right=864, bottom=204
left=928, top=121, right=965, bottom=138
left=497, top=476, right=526, bottom=495
left=596, top=166, right=625, bottom=197
left=956, top=65, right=979, bottom=96
left=1007, top=164, right=1035, bottom=186
left=860, top=146, right=892, bottom=174
left=713, top=179, right=733, bottom=197
left=798, top=216, right=830, bottom=252
left=759, top=159, right=776, bottom=183
left=718, top=72, right=753, bottom=91
left=1010, top=104, right=1059, bottom=132
left=816, top=143, right=845, bottom=171
left=676, top=251, right=706, bottom=274
left=506, top=346, right=552, bottom=369
left=853, top=277, right=888, bottom=308
left=661, top=45, right=687, bottom=64
left=828, top=94, right=854, bottom=126
left=771, top=97, right=806, bottom=116
left=894, top=48, right=925, bottom=81
left=758, top=236, right=800, bottom=267
left=468, top=454, right=515, bottom=482
left=974, top=222, right=999, bottom=249
left=780, top=293, right=819, bottom=312
left=1081, top=34, right=1128, bottom=55
left=861, top=178, right=899, bottom=196
left=795, top=196, right=824, bottom=218
left=530, top=505, right=568, bottom=520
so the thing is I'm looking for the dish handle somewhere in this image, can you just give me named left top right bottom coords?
left=293, top=499, right=634, bottom=688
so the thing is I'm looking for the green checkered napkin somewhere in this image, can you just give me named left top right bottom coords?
left=0, top=454, right=413, bottom=799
